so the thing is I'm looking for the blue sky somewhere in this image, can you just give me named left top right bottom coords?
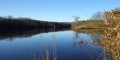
left=0, top=0, right=120, bottom=22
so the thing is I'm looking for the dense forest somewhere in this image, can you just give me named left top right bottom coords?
left=0, top=16, right=71, bottom=31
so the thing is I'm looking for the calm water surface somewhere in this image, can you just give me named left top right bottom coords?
left=0, top=30, right=108, bottom=60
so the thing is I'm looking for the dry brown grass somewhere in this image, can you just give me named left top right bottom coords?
left=99, top=10, right=120, bottom=60
left=72, top=20, right=105, bottom=30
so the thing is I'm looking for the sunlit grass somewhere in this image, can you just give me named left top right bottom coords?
left=72, top=20, right=105, bottom=30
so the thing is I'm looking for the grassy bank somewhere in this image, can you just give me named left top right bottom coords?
left=0, top=17, right=71, bottom=30
left=72, top=20, right=106, bottom=30
left=72, top=9, right=120, bottom=59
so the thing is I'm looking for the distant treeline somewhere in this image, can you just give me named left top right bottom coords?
left=0, top=16, right=71, bottom=31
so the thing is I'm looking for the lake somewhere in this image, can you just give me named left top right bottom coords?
left=0, top=29, right=110, bottom=60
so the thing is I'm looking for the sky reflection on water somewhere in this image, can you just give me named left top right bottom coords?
left=0, top=30, right=106, bottom=60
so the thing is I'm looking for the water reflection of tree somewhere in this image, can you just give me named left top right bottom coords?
left=72, top=31, right=111, bottom=59
left=0, top=28, right=70, bottom=41
left=73, top=32, right=101, bottom=47
left=90, top=33, right=102, bottom=44
left=73, top=32, right=83, bottom=47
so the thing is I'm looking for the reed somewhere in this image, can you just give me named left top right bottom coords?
left=27, top=31, right=57, bottom=60
left=99, top=9, right=120, bottom=60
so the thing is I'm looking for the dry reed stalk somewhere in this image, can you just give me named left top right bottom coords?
left=99, top=10, right=120, bottom=60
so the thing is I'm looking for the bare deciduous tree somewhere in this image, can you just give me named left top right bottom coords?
left=73, top=16, right=80, bottom=22
left=91, top=12, right=104, bottom=20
